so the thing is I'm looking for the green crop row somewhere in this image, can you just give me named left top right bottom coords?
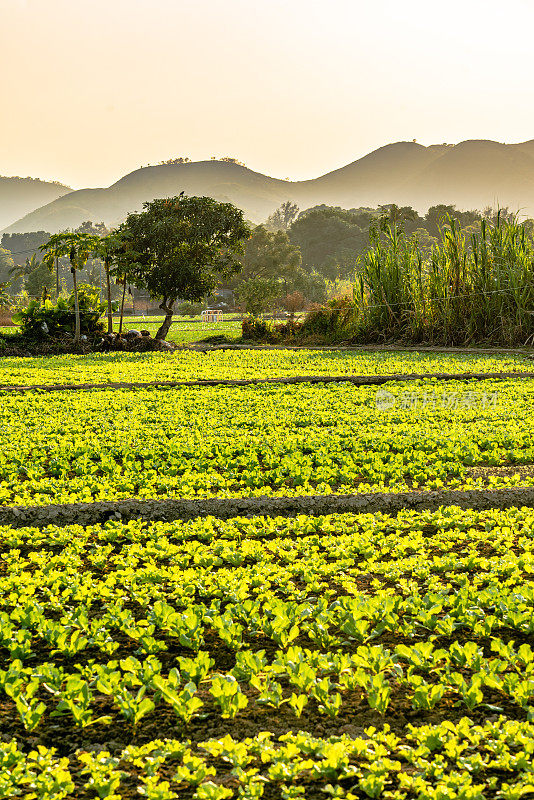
left=3, top=717, right=534, bottom=799
left=0, top=508, right=533, bottom=740
left=0, top=349, right=531, bottom=387
left=1, top=379, right=534, bottom=505
left=3, top=639, right=534, bottom=732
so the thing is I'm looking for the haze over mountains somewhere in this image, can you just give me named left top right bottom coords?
left=3, top=139, right=534, bottom=235
left=0, top=176, right=71, bottom=231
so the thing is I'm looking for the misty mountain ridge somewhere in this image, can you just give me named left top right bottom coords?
left=0, top=175, right=71, bottom=232
left=4, top=139, right=534, bottom=235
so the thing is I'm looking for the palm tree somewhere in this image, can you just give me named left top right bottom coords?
left=9, top=253, right=36, bottom=287
left=91, top=232, right=119, bottom=334
left=37, top=239, right=64, bottom=297
left=40, top=232, right=97, bottom=343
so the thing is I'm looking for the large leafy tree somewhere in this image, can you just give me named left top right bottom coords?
left=75, top=221, right=110, bottom=236
left=289, top=206, right=375, bottom=279
left=40, top=232, right=98, bottom=342
left=115, top=195, right=250, bottom=340
left=236, top=277, right=280, bottom=316
left=236, top=225, right=301, bottom=285
left=424, top=205, right=481, bottom=237
left=377, top=204, right=422, bottom=228
left=266, top=201, right=299, bottom=232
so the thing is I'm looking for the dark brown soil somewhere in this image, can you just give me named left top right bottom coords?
left=467, top=463, right=534, bottom=480
left=3, top=485, right=534, bottom=530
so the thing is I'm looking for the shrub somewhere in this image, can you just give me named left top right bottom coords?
left=177, top=300, right=203, bottom=317
left=300, top=297, right=358, bottom=341
left=274, top=319, right=302, bottom=338
left=241, top=315, right=302, bottom=342
left=12, top=284, right=107, bottom=337
left=241, top=315, right=275, bottom=341
left=280, top=291, right=307, bottom=318
left=235, top=277, right=280, bottom=316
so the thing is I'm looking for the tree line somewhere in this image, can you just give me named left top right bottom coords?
left=0, top=197, right=526, bottom=339
left=2, top=195, right=249, bottom=343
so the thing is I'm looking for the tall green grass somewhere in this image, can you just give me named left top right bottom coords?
left=304, top=216, right=534, bottom=345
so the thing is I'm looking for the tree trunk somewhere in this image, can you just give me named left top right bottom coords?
left=72, top=268, right=81, bottom=343
left=155, top=299, right=175, bottom=340
left=105, top=259, right=113, bottom=334
left=55, top=256, right=59, bottom=299
left=118, top=277, right=127, bottom=336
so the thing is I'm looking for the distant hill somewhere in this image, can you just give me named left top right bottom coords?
left=1, top=161, right=292, bottom=234
left=4, top=139, right=534, bottom=234
left=396, top=140, right=534, bottom=212
left=0, top=176, right=71, bottom=231
left=294, top=142, right=450, bottom=207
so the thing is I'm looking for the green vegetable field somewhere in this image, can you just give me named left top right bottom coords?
left=1, top=349, right=534, bottom=798
left=0, top=349, right=532, bottom=386
left=1, top=378, right=534, bottom=505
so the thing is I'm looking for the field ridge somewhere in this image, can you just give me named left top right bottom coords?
left=1, top=369, right=534, bottom=394
left=4, top=485, right=534, bottom=528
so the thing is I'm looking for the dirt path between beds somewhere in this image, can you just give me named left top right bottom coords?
left=3, top=485, right=534, bottom=529
left=1, top=370, right=533, bottom=394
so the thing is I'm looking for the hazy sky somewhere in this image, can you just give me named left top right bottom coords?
left=2, top=0, right=534, bottom=188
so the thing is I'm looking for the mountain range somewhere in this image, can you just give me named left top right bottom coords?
left=0, top=176, right=71, bottom=232
left=3, top=139, right=534, bottom=235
